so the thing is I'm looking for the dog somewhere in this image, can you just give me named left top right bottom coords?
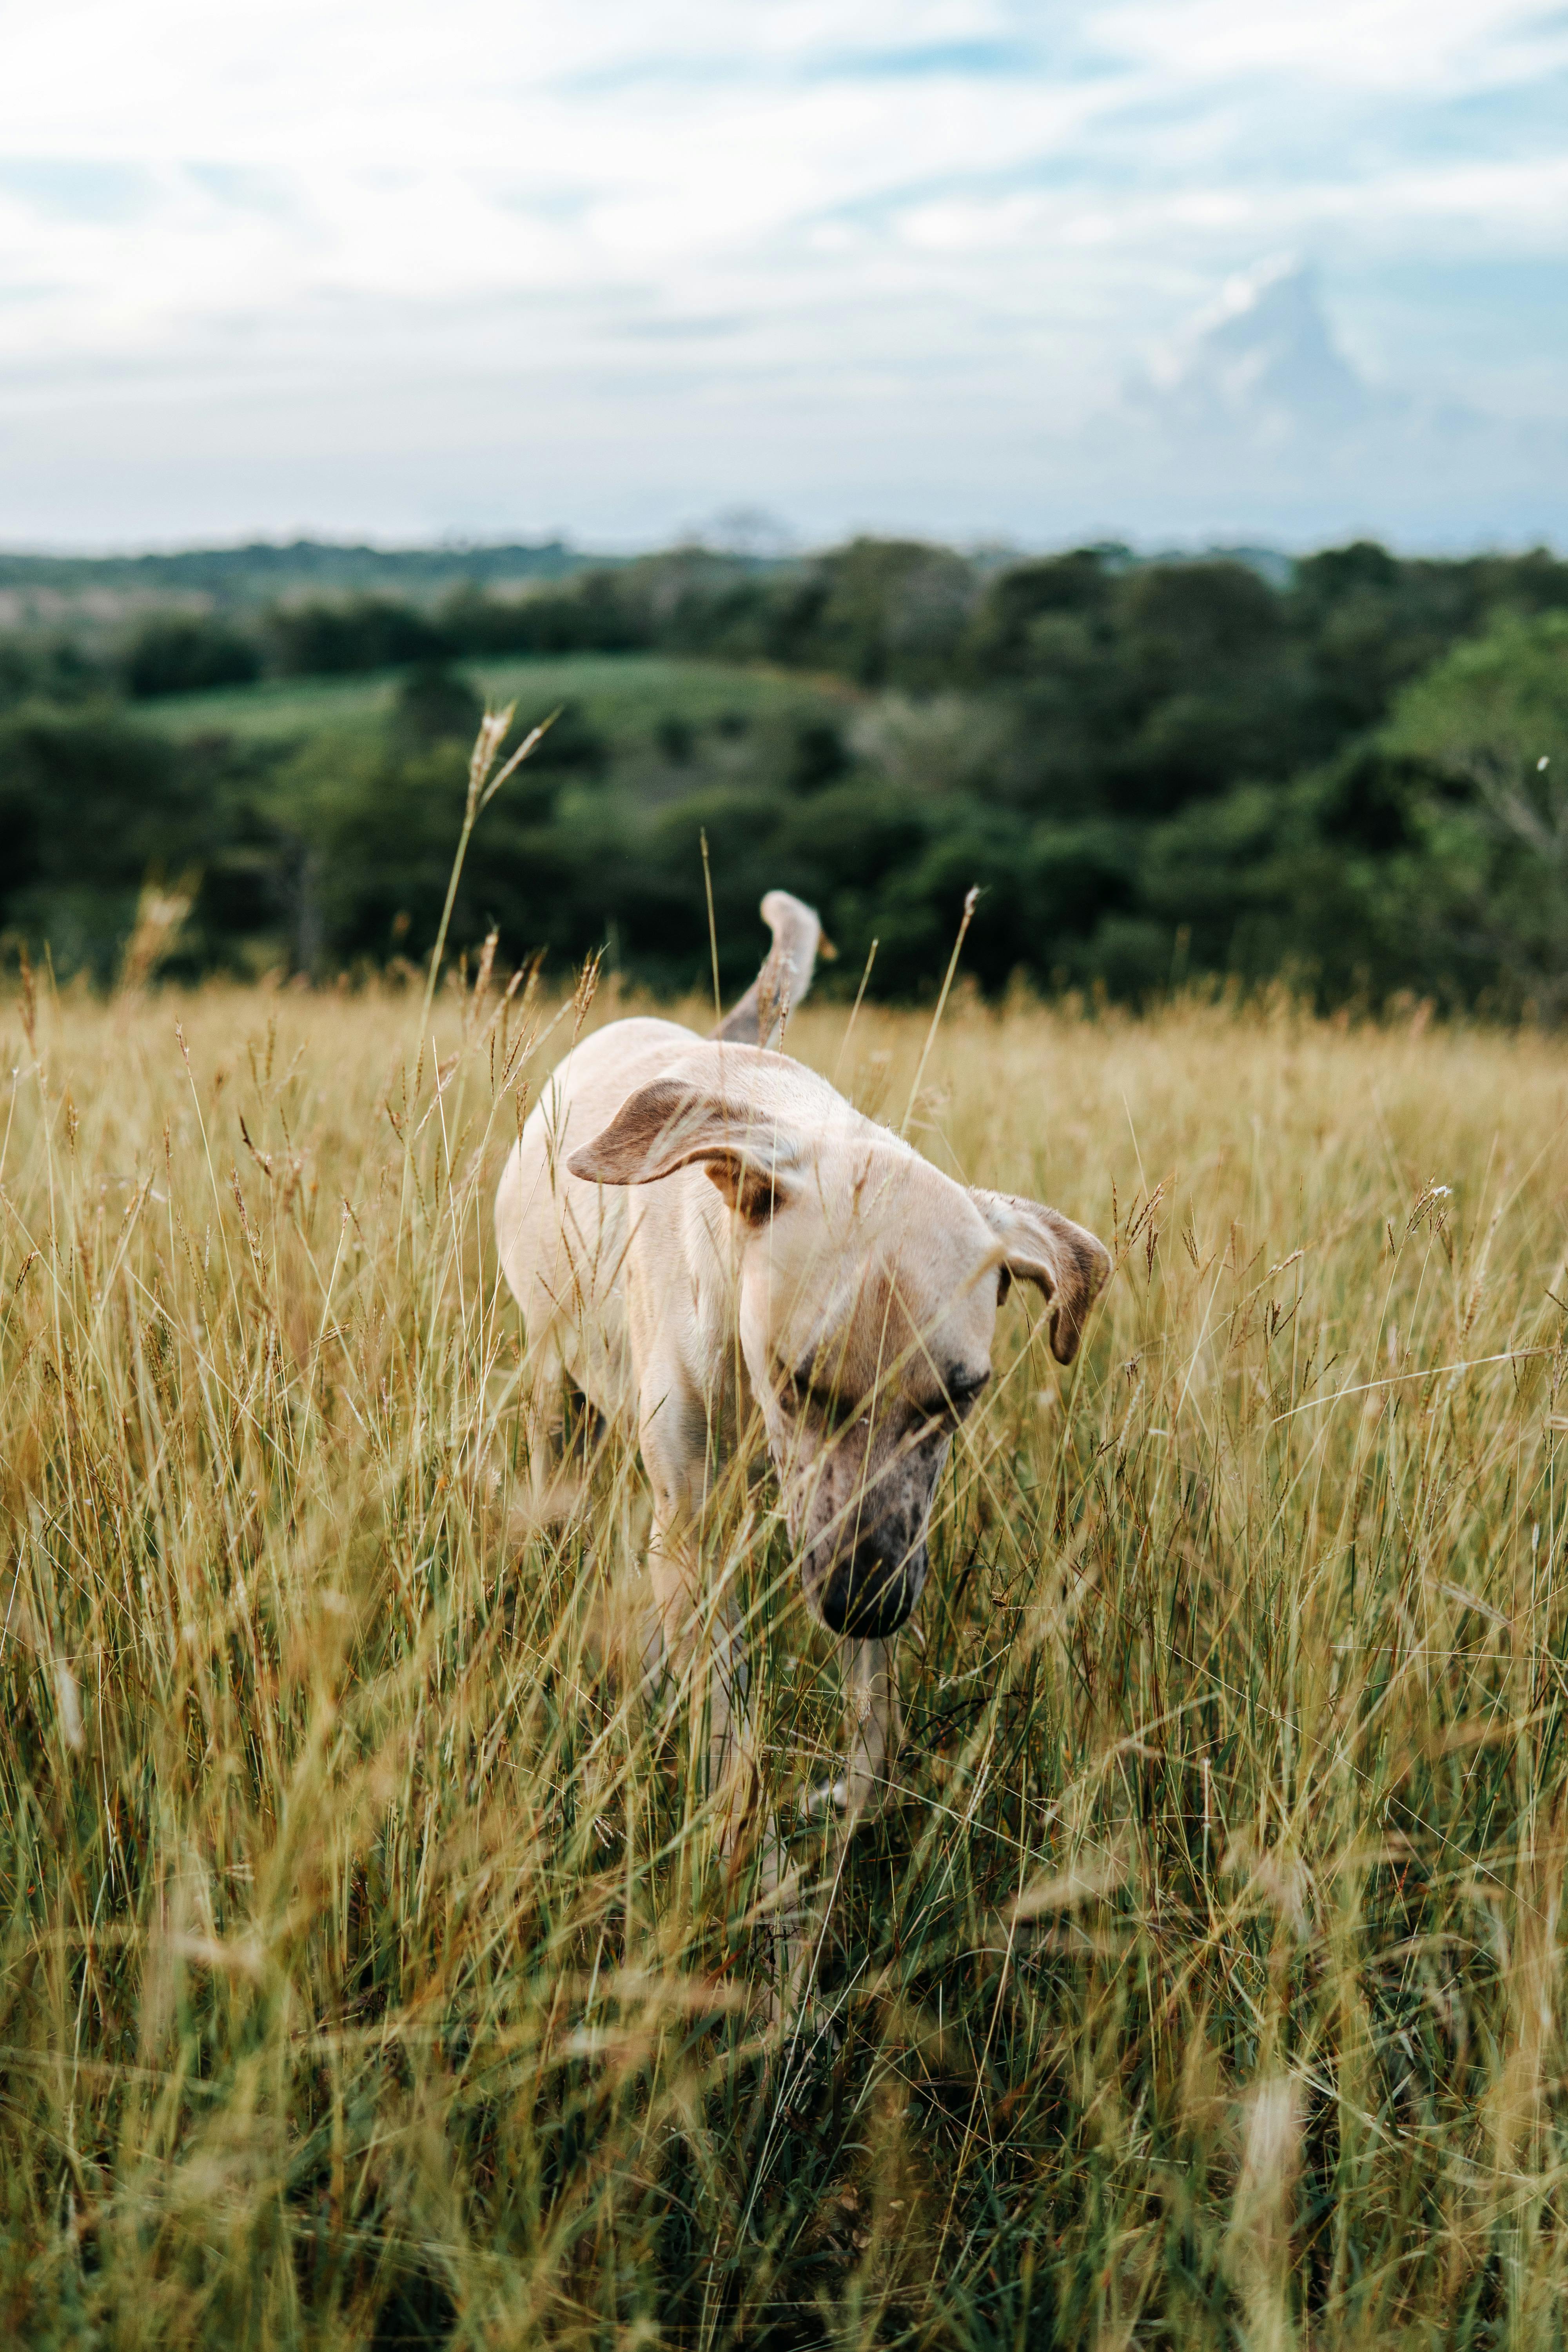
left=494, top=890, right=1111, bottom=1829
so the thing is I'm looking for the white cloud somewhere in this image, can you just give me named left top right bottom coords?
left=1098, top=0, right=1566, bottom=93
left=0, top=0, right=1563, bottom=545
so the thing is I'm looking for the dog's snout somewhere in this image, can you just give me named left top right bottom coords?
left=817, top=1541, right=923, bottom=1639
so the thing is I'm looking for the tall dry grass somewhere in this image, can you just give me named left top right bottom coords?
left=2, top=962, right=1567, bottom=2347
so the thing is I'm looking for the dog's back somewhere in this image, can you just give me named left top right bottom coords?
left=494, top=892, right=827, bottom=1423
left=495, top=1015, right=694, bottom=1421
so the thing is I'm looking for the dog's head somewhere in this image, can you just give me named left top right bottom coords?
left=568, top=1075, right=1110, bottom=1641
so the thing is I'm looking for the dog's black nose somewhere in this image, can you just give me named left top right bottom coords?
left=818, top=1549, right=918, bottom=1639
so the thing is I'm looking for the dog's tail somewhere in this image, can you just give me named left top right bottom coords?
left=713, top=890, right=831, bottom=1048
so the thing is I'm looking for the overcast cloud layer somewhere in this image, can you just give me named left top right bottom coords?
left=1, top=0, right=1565, bottom=550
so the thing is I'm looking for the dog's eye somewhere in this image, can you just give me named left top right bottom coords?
left=779, top=1363, right=822, bottom=1413
left=780, top=1362, right=858, bottom=1426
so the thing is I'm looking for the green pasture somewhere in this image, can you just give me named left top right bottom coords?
left=142, top=653, right=855, bottom=746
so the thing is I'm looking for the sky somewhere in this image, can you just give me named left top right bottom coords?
left=1, top=0, right=1566, bottom=552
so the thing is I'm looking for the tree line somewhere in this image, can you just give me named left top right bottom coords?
left=2, top=536, right=1566, bottom=1013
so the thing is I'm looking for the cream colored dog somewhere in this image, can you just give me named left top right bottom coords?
left=494, top=892, right=1110, bottom=1825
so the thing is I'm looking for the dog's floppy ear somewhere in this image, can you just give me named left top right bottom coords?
left=568, top=1079, right=799, bottom=1222
left=970, top=1190, right=1111, bottom=1365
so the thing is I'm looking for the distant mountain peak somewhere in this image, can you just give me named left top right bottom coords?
left=1091, top=255, right=1568, bottom=544
left=1140, top=261, right=1375, bottom=441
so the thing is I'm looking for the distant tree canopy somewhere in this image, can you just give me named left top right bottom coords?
left=3, top=535, right=1568, bottom=1011
left=123, top=615, right=261, bottom=698
left=268, top=597, right=448, bottom=677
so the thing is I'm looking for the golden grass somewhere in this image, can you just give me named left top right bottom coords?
left=3, top=968, right=1568, bottom=2347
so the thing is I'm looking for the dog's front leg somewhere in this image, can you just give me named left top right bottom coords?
left=812, top=1637, right=900, bottom=1821
left=645, top=1515, right=750, bottom=1803
left=640, top=1396, right=755, bottom=1841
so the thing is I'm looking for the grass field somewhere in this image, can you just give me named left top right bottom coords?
left=141, top=655, right=853, bottom=746
left=3, top=964, right=1568, bottom=2347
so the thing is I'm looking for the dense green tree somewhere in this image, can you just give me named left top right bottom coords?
left=1379, top=612, right=1568, bottom=1014
left=0, top=637, right=110, bottom=711
left=388, top=662, right=485, bottom=752
left=123, top=614, right=261, bottom=697
left=0, top=704, right=247, bottom=977
left=268, top=596, right=446, bottom=675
